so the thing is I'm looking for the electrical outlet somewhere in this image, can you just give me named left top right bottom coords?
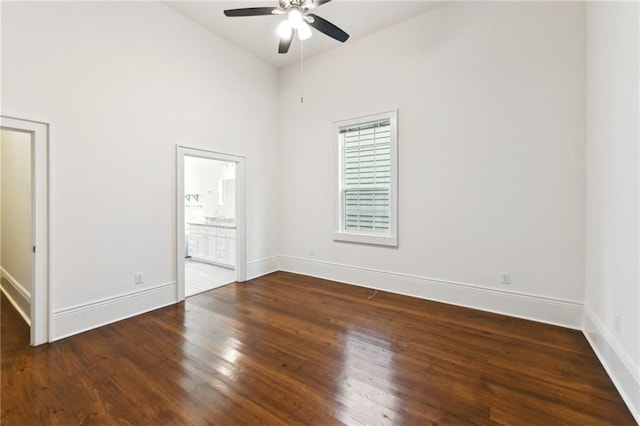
left=500, top=272, right=511, bottom=285
left=135, top=273, right=144, bottom=285
left=615, top=315, right=621, bottom=333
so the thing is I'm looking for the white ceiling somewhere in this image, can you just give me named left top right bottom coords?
left=165, top=1, right=445, bottom=68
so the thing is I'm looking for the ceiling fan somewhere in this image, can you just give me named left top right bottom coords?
left=223, top=0, right=350, bottom=54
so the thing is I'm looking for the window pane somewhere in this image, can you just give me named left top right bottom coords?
left=344, top=189, right=390, bottom=233
left=343, top=127, right=391, bottom=187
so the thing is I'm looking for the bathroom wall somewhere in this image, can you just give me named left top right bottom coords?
left=0, top=128, right=32, bottom=321
left=184, top=156, right=236, bottom=224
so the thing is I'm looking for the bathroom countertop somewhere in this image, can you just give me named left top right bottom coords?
left=187, top=222, right=236, bottom=229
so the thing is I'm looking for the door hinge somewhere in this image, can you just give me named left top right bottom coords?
left=33, top=246, right=36, bottom=253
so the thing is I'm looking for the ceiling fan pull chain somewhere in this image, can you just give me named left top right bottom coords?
left=300, top=39, right=304, bottom=104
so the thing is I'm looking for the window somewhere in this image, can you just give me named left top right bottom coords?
left=334, top=110, right=398, bottom=246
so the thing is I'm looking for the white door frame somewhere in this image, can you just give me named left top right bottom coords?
left=176, top=146, right=246, bottom=301
left=1, top=115, right=50, bottom=346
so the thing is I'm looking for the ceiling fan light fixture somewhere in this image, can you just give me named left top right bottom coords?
left=297, top=22, right=312, bottom=40
left=276, top=20, right=293, bottom=39
left=287, top=7, right=303, bottom=29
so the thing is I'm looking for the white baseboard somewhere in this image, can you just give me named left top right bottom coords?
left=247, top=256, right=281, bottom=281
left=583, top=307, right=640, bottom=423
left=0, top=267, right=31, bottom=326
left=279, top=256, right=584, bottom=329
left=50, top=253, right=281, bottom=342
left=51, top=282, right=177, bottom=341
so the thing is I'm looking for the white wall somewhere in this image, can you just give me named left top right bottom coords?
left=585, top=2, right=639, bottom=420
left=279, top=2, right=586, bottom=327
left=0, top=129, right=32, bottom=319
left=1, top=1, right=280, bottom=338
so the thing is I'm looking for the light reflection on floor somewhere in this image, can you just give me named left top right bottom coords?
left=185, top=259, right=235, bottom=297
left=336, top=330, right=400, bottom=425
left=216, top=341, right=243, bottom=379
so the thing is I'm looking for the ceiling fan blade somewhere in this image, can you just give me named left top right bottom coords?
left=307, top=14, right=349, bottom=42
left=224, top=7, right=277, bottom=17
left=279, top=35, right=293, bottom=54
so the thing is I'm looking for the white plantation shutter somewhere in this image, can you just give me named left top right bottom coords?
left=341, top=119, right=391, bottom=234
left=334, top=110, right=397, bottom=247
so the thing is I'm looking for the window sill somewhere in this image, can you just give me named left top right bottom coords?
left=333, top=232, right=397, bottom=247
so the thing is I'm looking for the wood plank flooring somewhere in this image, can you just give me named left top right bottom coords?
left=1, top=271, right=635, bottom=425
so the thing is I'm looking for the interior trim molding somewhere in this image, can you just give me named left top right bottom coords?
left=1, top=115, right=50, bottom=346
left=51, top=281, right=177, bottom=341
left=0, top=267, right=31, bottom=326
left=583, top=307, right=640, bottom=423
left=279, top=255, right=584, bottom=329
left=175, top=146, right=247, bottom=299
left=247, top=256, right=281, bottom=281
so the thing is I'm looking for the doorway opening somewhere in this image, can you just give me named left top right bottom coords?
left=184, top=157, right=237, bottom=296
left=0, top=116, right=49, bottom=346
left=176, top=147, right=245, bottom=300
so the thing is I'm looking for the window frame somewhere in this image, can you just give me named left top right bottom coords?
left=333, top=110, right=398, bottom=247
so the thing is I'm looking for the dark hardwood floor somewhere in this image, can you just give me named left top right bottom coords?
left=1, top=271, right=635, bottom=425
